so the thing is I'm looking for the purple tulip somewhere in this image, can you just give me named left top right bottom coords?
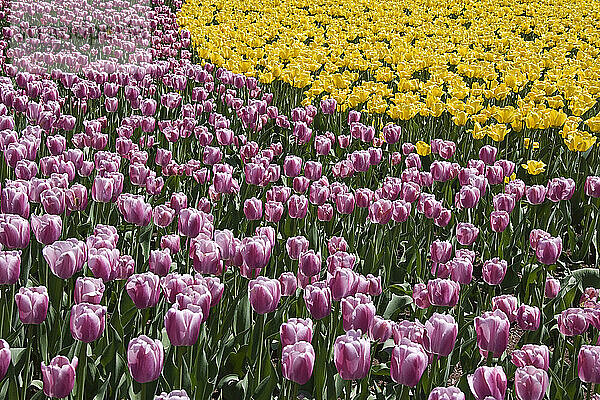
left=579, top=345, right=600, bottom=384
left=369, top=316, right=393, bottom=342
left=430, top=240, right=452, bottom=264
left=334, top=330, right=370, bottom=380
left=526, top=185, right=547, bottom=204
left=74, top=277, right=104, bottom=304
left=127, top=335, right=164, bottom=383
left=512, top=345, right=550, bottom=371
left=126, top=273, right=161, bottom=309
left=457, top=185, right=480, bottom=208
left=423, top=313, right=458, bottom=357
left=342, top=294, right=375, bottom=333
left=243, top=197, right=263, bottom=220
left=41, top=356, right=78, bottom=398
left=15, top=286, right=49, bottom=324
left=558, top=308, right=589, bottom=336
left=164, top=304, right=203, bottom=346
left=280, top=318, right=313, bottom=348
left=468, top=366, right=507, bottom=400
left=514, top=366, right=549, bottom=400
left=479, top=145, right=498, bottom=165
left=304, top=283, right=332, bottom=320
left=299, top=250, right=322, bottom=277
left=412, top=283, right=431, bottom=309
left=149, top=249, right=172, bottom=276
left=248, top=277, right=281, bottom=314
left=286, top=236, right=309, bottom=260
left=490, top=211, right=510, bottom=232
left=585, top=176, right=600, bottom=198
left=282, top=341, right=315, bottom=385
left=390, top=338, right=429, bottom=387
left=545, top=277, right=560, bottom=298
left=427, top=279, right=460, bottom=307
left=155, top=390, right=190, bottom=400
left=70, top=303, right=106, bottom=343
left=535, top=236, right=562, bottom=265
left=0, top=250, right=20, bottom=284
left=88, top=247, right=119, bottom=282
left=456, top=222, right=479, bottom=246
left=0, top=340, right=9, bottom=381
left=43, top=238, right=86, bottom=279
left=482, top=258, right=508, bottom=285
left=492, top=295, right=518, bottom=322
left=516, top=305, right=541, bottom=331
left=546, top=177, right=575, bottom=202
left=428, top=387, right=465, bottom=400
left=474, top=310, right=510, bottom=357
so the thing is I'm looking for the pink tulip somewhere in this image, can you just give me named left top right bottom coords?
left=0, top=250, right=20, bottom=284
left=74, top=277, right=105, bottom=304
left=334, top=330, right=370, bottom=380
left=468, top=366, right=507, bottom=400
left=248, top=277, right=281, bottom=314
left=127, top=335, right=164, bottom=383
left=482, top=258, right=508, bottom=285
left=280, top=318, right=313, bottom=347
left=70, top=303, right=106, bottom=343
left=15, top=286, right=49, bottom=324
left=390, top=338, right=428, bottom=387
left=41, top=356, right=78, bottom=398
left=515, top=366, right=549, bottom=400
left=282, top=341, right=315, bottom=385
left=0, top=340, right=9, bottom=381
left=304, top=283, right=332, bottom=320
left=164, top=304, right=203, bottom=346
left=423, top=313, right=458, bottom=356
left=474, top=310, right=510, bottom=357
left=511, top=344, right=550, bottom=371
left=516, top=305, right=541, bottom=331
left=126, top=273, right=161, bottom=309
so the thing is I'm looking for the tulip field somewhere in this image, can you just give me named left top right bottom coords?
left=2, top=0, right=600, bottom=399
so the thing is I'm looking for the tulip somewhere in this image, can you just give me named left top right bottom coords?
left=288, top=195, right=308, bottom=218
left=149, top=249, right=172, bottom=276
left=243, top=197, right=263, bottom=220
left=1, top=185, right=30, bottom=218
left=341, top=294, right=375, bottom=333
left=468, top=366, right=507, bottom=400
left=88, top=247, right=119, bottom=282
left=511, top=345, right=550, bottom=370
left=334, top=330, right=370, bottom=380
left=117, top=194, right=152, bottom=226
left=286, top=236, right=309, bottom=260
left=248, top=277, right=281, bottom=314
left=535, top=236, right=562, bottom=265
left=479, top=145, right=498, bottom=165
left=546, top=177, right=575, bottom=202
left=516, top=305, right=541, bottom=331
left=156, top=390, right=190, bottom=400
left=474, top=310, right=510, bottom=357
left=282, top=341, right=315, bottom=385
left=490, top=211, right=509, bottom=232
left=0, top=340, right=9, bottom=381
left=423, top=313, right=458, bottom=356
left=482, top=258, right=508, bottom=285
left=430, top=240, right=452, bottom=264
left=514, top=366, right=549, bottom=400
left=43, top=238, right=86, bottom=279
left=241, top=236, right=271, bottom=270
left=70, top=303, right=106, bottom=343
left=578, top=345, right=600, bottom=384
left=328, top=237, right=348, bottom=254
left=74, top=277, right=104, bottom=304
left=457, top=185, right=481, bottom=209
left=329, top=268, right=358, bottom=301
left=41, top=356, right=78, bottom=398
left=390, top=338, right=428, bottom=387
left=164, top=304, right=203, bottom=346
left=283, top=156, right=302, bottom=177
left=558, top=308, right=589, bottom=336
left=369, top=316, right=393, bottom=342
left=456, top=222, right=479, bottom=246
left=161, top=235, right=181, bottom=254
left=412, top=283, right=430, bottom=309
left=585, top=176, right=600, bottom=198
left=492, top=295, right=518, bottom=322
left=317, top=204, right=333, bottom=221
left=427, top=279, right=460, bottom=307
left=0, top=250, right=20, bottom=284
left=126, top=273, right=161, bottom=309
left=526, top=185, right=546, bottom=204
left=15, top=286, right=49, bottom=324
left=545, top=277, right=560, bottom=298
left=127, top=335, right=164, bottom=383
left=304, top=283, right=332, bottom=320
left=153, top=205, right=175, bottom=228
left=449, top=257, right=473, bottom=284
left=280, top=318, right=313, bottom=347
left=31, top=214, right=62, bottom=245
left=392, top=320, right=426, bottom=345
left=299, top=250, right=322, bottom=277
left=493, top=193, right=516, bottom=213
left=529, top=229, right=551, bottom=250
left=279, top=272, right=298, bottom=296
left=428, top=387, right=465, bottom=400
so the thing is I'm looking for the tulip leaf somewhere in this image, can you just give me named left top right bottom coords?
left=383, top=294, right=412, bottom=319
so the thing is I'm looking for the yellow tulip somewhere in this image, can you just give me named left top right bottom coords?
left=416, top=141, right=431, bottom=156
left=521, top=160, right=546, bottom=175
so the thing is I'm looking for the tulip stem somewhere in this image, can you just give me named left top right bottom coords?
left=587, top=383, right=593, bottom=400
left=78, top=342, right=88, bottom=400
left=345, top=380, right=352, bottom=400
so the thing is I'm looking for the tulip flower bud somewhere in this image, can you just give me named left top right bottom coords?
left=585, top=176, right=600, bottom=198
left=248, top=277, right=281, bottom=314
left=280, top=318, right=313, bottom=348
left=282, top=341, right=315, bottom=385
left=545, top=277, right=560, bottom=298
left=286, top=236, right=309, bottom=260
left=516, top=304, right=541, bottom=331
left=456, top=222, right=479, bottom=246
left=41, top=356, right=78, bottom=398
left=546, top=177, right=575, bottom=202
left=526, top=185, right=547, bottom=204
left=334, top=330, right=370, bottom=380
left=457, top=185, right=480, bottom=209
left=512, top=344, right=550, bottom=371
left=15, top=286, right=49, bottom=324
left=288, top=195, right=308, bottom=219
left=0, top=250, right=20, bottom=284
left=492, top=295, right=518, bottom=322
left=424, top=313, right=458, bottom=357
left=243, top=197, right=263, bottom=220
left=70, top=303, right=106, bottom=343
left=278, top=272, right=298, bottom=296
left=161, top=235, right=181, bottom=254
left=329, top=268, right=358, bottom=301
left=74, top=277, right=104, bottom=304
left=468, top=366, right=507, bottom=400
left=535, top=236, right=562, bottom=265
left=482, top=258, right=508, bottom=285
left=412, top=283, right=430, bottom=309
left=558, top=308, right=589, bottom=336
left=474, top=310, right=510, bottom=357
left=299, top=250, right=322, bottom=277
left=164, top=304, right=203, bottom=346
left=390, top=338, right=428, bottom=387
left=427, top=279, right=460, bottom=307
left=430, top=240, right=452, bottom=264
left=479, top=145, right=497, bottom=165
left=341, top=294, right=375, bottom=333
left=514, top=366, right=549, bottom=400
left=317, top=204, right=333, bottom=221
left=304, top=283, right=332, bottom=320
left=149, top=249, right=172, bottom=276
left=126, top=273, right=161, bottom=309
left=127, top=335, right=164, bottom=383
left=493, top=193, right=516, bottom=213
left=283, top=156, right=302, bottom=177
left=428, top=387, right=465, bottom=400
left=529, top=229, right=551, bottom=250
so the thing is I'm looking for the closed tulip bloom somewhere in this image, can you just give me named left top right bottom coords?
left=317, top=204, right=333, bottom=221
left=74, top=277, right=104, bottom=304
left=329, top=268, right=358, bottom=301
left=585, top=176, right=600, bottom=198
left=535, top=236, right=562, bottom=265
left=468, top=366, right=507, bottom=400
left=31, top=214, right=62, bottom=245
left=526, top=185, right=546, bottom=204
left=43, top=238, right=87, bottom=279
left=449, top=257, right=473, bottom=284
left=241, top=236, right=271, bottom=269
left=458, top=185, right=480, bottom=209
left=126, top=273, right=161, bottom=309
left=336, top=192, right=355, bottom=214
left=482, top=258, right=508, bottom=285
left=390, top=338, right=428, bottom=387
left=283, top=156, right=302, bottom=177
left=392, top=320, right=426, bottom=345
left=327, top=252, right=356, bottom=272
left=70, top=303, right=106, bottom=343
left=117, top=194, right=152, bottom=226
left=279, top=272, right=298, bottom=296
left=127, top=335, right=164, bottom=383
left=546, top=177, right=575, bottom=202
left=0, top=340, right=9, bottom=381
left=149, top=249, right=172, bottom=276
left=15, top=286, right=49, bottom=324
left=88, top=247, right=119, bottom=282
left=334, top=330, right=370, bottom=380
left=479, top=145, right=498, bottom=165
left=512, top=345, right=550, bottom=370
left=286, top=236, right=309, bottom=260
left=578, top=345, right=600, bottom=384
left=1, top=185, right=30, bottom=218
left=493, top=193, right=516, bottom=213
left=516, top=305, right=541, bottom=331
left=412, top=283, right=431, bottom=309
left=558, top=308, right=589, bottom=336
left=264, top=201, right=284, bottom=222
left=155, top=390, right=190, bottom=400
left=248, top=277, right=281, bottom=314
left=456, top=223, right=479, bottom=246
left=529, top=229, right=551, bottom=250
left=427, top=279, right=460, bottom=307
left=370, top=316, right=393, bottom=342
left=490, top=211, right=510, bottom=232
left=474, top=310, right=510, bottom=357
left=153, top=205, right=175, bottom=228
left=41, top=356, right=78, bottom=398
left=423, top=313, right=458, bottom=357
left=178, top=208, right=210, bottom=238
left=282, top=341, right=315, bottom=385
left=304, top=283, right=332, bottom=320
left=0, top=250, right=20, bottom=284
left=486, top=165, right=505, bottom=186
left=160, top=235, right=181, bottom=254
left=342, top=294, right=375, bottom=333
left=243, top=197, right=263, bottom=220
left=299, top=250, right=322, bottom=277
left=281, top=318, right=313, bottom=347
left=288, top=195, right=308, bottom=219
left=514, top=366, right=549, bottom=400
left=430, top=240, right=452, bottom=264
left=492, top=295, right=519, bottom=322
left=428, top=387, right=465, bottom=400
left=41, top=187, right=66, bottom=215
left=545, top=277, right=560, bottom=298
left=164, top=304, right=203, bottom=346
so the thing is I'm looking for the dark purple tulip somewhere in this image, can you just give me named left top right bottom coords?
left=430, top=240, right=452, bottom=264
left=479, top=145, right=498, bottom=165
left=149, top=249, right=172, bottom=277
left=585, top=176, right=600, bottom=198
left=535, top=236, right=562, bottom=265
left=526, top=185, right=546, bottom=204
left=70, top=303, right=106, bottom=343
left=578, top=345, right=600, bottom=384
left=545, top=277, right=560, bottom=298
left=490, top=211, right=509, bottom=232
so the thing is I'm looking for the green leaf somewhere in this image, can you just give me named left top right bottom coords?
left=383, top=294, right=412, bottom=319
